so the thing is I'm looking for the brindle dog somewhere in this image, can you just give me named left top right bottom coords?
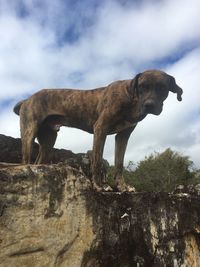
left=14, top=70, right=183, bottom=191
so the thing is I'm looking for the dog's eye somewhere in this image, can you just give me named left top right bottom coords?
left=156, top=87, right=168, bottom=98
left=139, top=84, right=149, bottom=93
left=156, top=87, right=163, bottom=95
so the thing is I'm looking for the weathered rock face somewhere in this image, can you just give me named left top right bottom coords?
left=0, top=164, right=93, bottom=267
left=87, top=190, right=200, bottom=267
left=0, top=162, right=200, bottom=267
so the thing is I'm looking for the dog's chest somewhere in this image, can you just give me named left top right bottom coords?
left=109, top=121, right=137, bottom=134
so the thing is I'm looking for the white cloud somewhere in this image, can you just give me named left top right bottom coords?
left=0, top=104, right=20, bottom=137
left=87, top=0, right=200, bottom=63
left=0, top=0, right=200, bottom=168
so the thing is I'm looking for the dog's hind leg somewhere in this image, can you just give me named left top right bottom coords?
left=21, top=123, right=38, bottom=164
left=35, top=126, right=57, bottom=164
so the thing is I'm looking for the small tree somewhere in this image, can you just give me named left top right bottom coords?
left=124, top=148, right=196, bottom=192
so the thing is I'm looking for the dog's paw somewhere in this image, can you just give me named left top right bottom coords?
left=102, top=184, right=113, bottom=192
left=126, top=185, right=136, bottom=192
left=92, top=181, right=113, bottom=192
left=116, top=182, right=136, bottom=192
left=92, top=182, right=101, bottom=192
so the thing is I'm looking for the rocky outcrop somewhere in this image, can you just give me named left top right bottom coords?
left=0, top=134, right=109, bottom=179
left=0, top=162, right=200, bottom=267
left=0, top=133, right=93, bottom=180
left=0, top=133, right=86, bottom=164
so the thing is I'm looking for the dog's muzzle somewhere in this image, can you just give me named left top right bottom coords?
left=142, top=100, right=163, bottom=115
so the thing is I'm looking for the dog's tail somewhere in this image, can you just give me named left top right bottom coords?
left=13, top=100, right=25, bottom=115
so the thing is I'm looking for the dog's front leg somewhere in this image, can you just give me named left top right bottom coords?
left=114, top=126, right=136, bottom=191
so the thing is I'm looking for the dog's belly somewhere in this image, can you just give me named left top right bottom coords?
left=108, top=121, right=137, bottom=134
left=61, top=117, right=94, bottom=134
left=43, top=114, right=94, bottom=134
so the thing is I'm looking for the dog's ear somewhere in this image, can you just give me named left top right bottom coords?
left=129, top=73, right=142, bottom=98
left=168, top=75, right=183, bottom=101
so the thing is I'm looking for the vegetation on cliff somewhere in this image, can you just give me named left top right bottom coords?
left=108, top=148, right=200, bottom=192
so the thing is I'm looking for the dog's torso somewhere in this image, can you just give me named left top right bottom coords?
left=20, top=80, right=141, bottom=135
left=21, top=87, right=103, bottom=133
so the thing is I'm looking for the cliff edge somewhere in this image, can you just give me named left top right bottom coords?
left=0, top=135, right=200, bottom=266
left=0, top=163, right=200, bottom=267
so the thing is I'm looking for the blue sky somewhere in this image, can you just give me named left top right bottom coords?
left=0, top=0, right=200, bottom=168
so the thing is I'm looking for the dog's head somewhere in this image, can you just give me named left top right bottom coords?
left=131, top=70, right=183, bottom=116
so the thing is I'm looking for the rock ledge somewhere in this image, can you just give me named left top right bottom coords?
left=0, top=163, right=200, bottom=267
